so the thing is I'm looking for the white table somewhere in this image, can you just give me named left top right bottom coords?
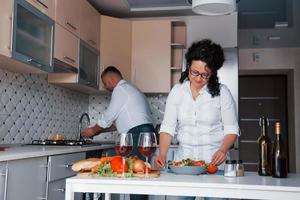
left=65, top=172, right=300, bottom=200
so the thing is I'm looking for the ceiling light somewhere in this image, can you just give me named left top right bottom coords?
left=192, top=0, right=236, bottom=15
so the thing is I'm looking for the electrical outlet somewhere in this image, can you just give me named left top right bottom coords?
left=252, top=52, right=260, bottom=62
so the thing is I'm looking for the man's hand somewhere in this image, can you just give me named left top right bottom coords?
left=154, top=154, right=166, bottom=170
left=81, top=125, right=101, bottom=138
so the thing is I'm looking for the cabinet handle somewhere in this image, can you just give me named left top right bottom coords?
left=37, top=197, right=47, bottom=200
left=63, top=56, right=76, bottom=64
left=1, top=166, right=9, bottom=200
left=27, top=58, right=42, bottom=67
left=56, top=188, right=65, bottom=192
left=65, top=21, right=77, bottom=31
left=88, top=39, right=96, bottom=45
left=60, top=163, right=74, bottom=168
left=35, top=0, right=48, bottom=9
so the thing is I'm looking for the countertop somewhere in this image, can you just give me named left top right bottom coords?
left=66, top=172, right=300, bottom=200
left=0, top=143, right=114, bottom=162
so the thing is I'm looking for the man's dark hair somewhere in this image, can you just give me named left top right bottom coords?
left=101, top=66, right=123, bottom=78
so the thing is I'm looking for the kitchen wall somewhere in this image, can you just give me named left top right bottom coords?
left=0, top=68, right=89, bottom=144
left=239, top=47, right=300, bottom=173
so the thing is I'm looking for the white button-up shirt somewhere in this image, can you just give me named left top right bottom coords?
left=160, top=81, right=239, bottom=163
left=97, top=80, right=153, bottom=133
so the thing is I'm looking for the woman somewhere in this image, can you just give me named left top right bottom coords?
left=155, top=39, right=239, bottom=173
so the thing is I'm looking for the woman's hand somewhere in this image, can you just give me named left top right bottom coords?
left=210, top=149, right=227, bottom=166
left=154, top=154, right=166, bottom=170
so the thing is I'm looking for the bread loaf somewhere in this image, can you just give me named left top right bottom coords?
left=71, top=158, right=102, bottom=172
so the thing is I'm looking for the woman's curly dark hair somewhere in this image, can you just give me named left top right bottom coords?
left=179, top=39, right=225, bottom=97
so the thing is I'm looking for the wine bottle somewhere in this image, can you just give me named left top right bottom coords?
left=272, top=122, right=288, bottom=178
left=257, top=116, right=271, bottom=176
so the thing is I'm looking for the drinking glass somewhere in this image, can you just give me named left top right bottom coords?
left=138, top=132, right=157, bottom=178
left=115, top=132, right=133, bottom=177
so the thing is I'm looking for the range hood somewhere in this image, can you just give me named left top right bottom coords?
left=52, top=58, right=78, bottom=73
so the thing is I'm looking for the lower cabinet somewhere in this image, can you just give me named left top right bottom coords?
left=48, top=152, right=86, bottom=200
left=7, top=157, right=48, bottom=200
left=0, top=162, right=8, bottom=200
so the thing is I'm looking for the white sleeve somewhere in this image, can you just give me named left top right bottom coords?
left=97, top=87, right=128, bottom=128
left=220, top=85, right=240, bottom=136
left=159, top=85, right=180, bottom=137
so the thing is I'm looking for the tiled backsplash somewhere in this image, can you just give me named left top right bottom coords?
left=88, top=94, right=167, bottom=141
left=0, top=68, right=168, bottom=144
left=0, top=69, right=89, bottom=144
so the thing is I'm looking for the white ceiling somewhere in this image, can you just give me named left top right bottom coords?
left=88, top=0, right=294, bottom=29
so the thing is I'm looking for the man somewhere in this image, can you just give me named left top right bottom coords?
left=81, top=65, right=154, bottom=162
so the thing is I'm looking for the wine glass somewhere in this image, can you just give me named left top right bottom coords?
left=138, top=132, right=157, bottom=178
left=115, top=132, right=133, bottom=178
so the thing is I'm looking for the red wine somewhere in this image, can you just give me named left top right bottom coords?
left=272, top=122, right=288, bottom=178
left=257, top=116, right=271, bottom=176
left=115, top=145, right=133, bottom=156
left=138, top=146, right=156, bottom=157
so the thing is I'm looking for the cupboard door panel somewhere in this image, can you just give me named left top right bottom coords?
left=54, top=23, right=79, bottom=68
left=132, top=20, right=171, bottom=93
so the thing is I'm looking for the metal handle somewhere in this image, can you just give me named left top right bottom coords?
left=65, top=21, right=77, bottom=30
left=37, top=198, right=47, bottom=200
left=88, top=39, right=96, bottom=45
left=63, top=56, right=75, bottom=63
left=56, top=188, right=65, bottom=192
left=35, top=0, right=48, bottom=9
left=27, top=58, right=42, bottom=67
left=60, top=163, right=74, bottom=168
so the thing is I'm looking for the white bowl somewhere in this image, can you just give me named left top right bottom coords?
left=169, top=165, right=206, bottom=175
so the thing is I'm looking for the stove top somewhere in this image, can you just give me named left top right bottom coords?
left=30, top=139, right=94, bottom=146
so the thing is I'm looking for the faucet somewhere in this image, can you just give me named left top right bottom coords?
left=79, top=113, right=90, bottom=140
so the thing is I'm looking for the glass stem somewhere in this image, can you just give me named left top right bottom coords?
left=122, top=156, right=125, bottom=177
left=145, top=157, right=149, bottom=178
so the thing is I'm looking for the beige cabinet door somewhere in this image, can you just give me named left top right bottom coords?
left=132, top=20, right=171, bottom=93
left=100, top=15, right=132, bottom=90
left=80, top=0, right=100, bottom=50
left=54, top=23, right=79, bottom=68
left=55, top=0, right=80, bottom=36
left=0, top=0, right=13, bottom=57
left=26, top=0, right=55, bottom=19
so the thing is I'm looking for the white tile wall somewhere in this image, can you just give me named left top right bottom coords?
left=0, top=69, right=89, bottom=144
left=0, top=67, right=168, bottom=144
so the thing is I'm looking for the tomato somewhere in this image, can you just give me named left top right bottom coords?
left=206, top=165, right=218, bottom=174
left=110, top=156, right=128, bottom=174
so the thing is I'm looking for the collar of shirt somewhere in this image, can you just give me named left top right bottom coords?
left=115, top=79, right=126, bottom=88
left=184, top=81, right=209, bottom=99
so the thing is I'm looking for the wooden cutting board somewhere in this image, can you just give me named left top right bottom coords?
left=77, top=170, right=160, bottom=178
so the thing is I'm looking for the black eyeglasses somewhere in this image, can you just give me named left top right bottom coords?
left=189, top=69, right=211, bottom=79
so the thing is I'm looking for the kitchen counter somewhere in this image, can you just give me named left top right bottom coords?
left=0, top=143, right=114, bottom=162
left=65, top=172, right=300, bottom=200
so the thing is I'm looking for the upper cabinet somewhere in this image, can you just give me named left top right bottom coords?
left=0, top=0, right=13, bottom=58
left=54, top=23, right=79, bottom=69
left=131, top=20, right=171, bottom=93
left=100, top=15, right=132, bottom=90
left=26, top=0, right=55, bottom=19
left=55, top=0, right=80, bottom=36
left=170, top=21, right=186, bottom=87
left=80, top=0, right=100, bottom=50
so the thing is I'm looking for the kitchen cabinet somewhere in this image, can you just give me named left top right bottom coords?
left=0, top=162, right=8, bottom=200
left=0, top=0, right=13, bottom=58
left=48, top=38, right=101, bottom=94
left=48, top=152, right=85, bottom=200
left=6, top=157, right=48, bottom=200
left=131, top=20, right=171, bottom=93
left=54, top=23, right=79, bottom=69
left=26, top=0, right=55, bottom=19
left=170, top=21, right=186, bottom=87
left=100, top=15, right=132, bottom=90
left=80, top=0, right=100, bottom=50
left=55, top=0, right=80, bottom=36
